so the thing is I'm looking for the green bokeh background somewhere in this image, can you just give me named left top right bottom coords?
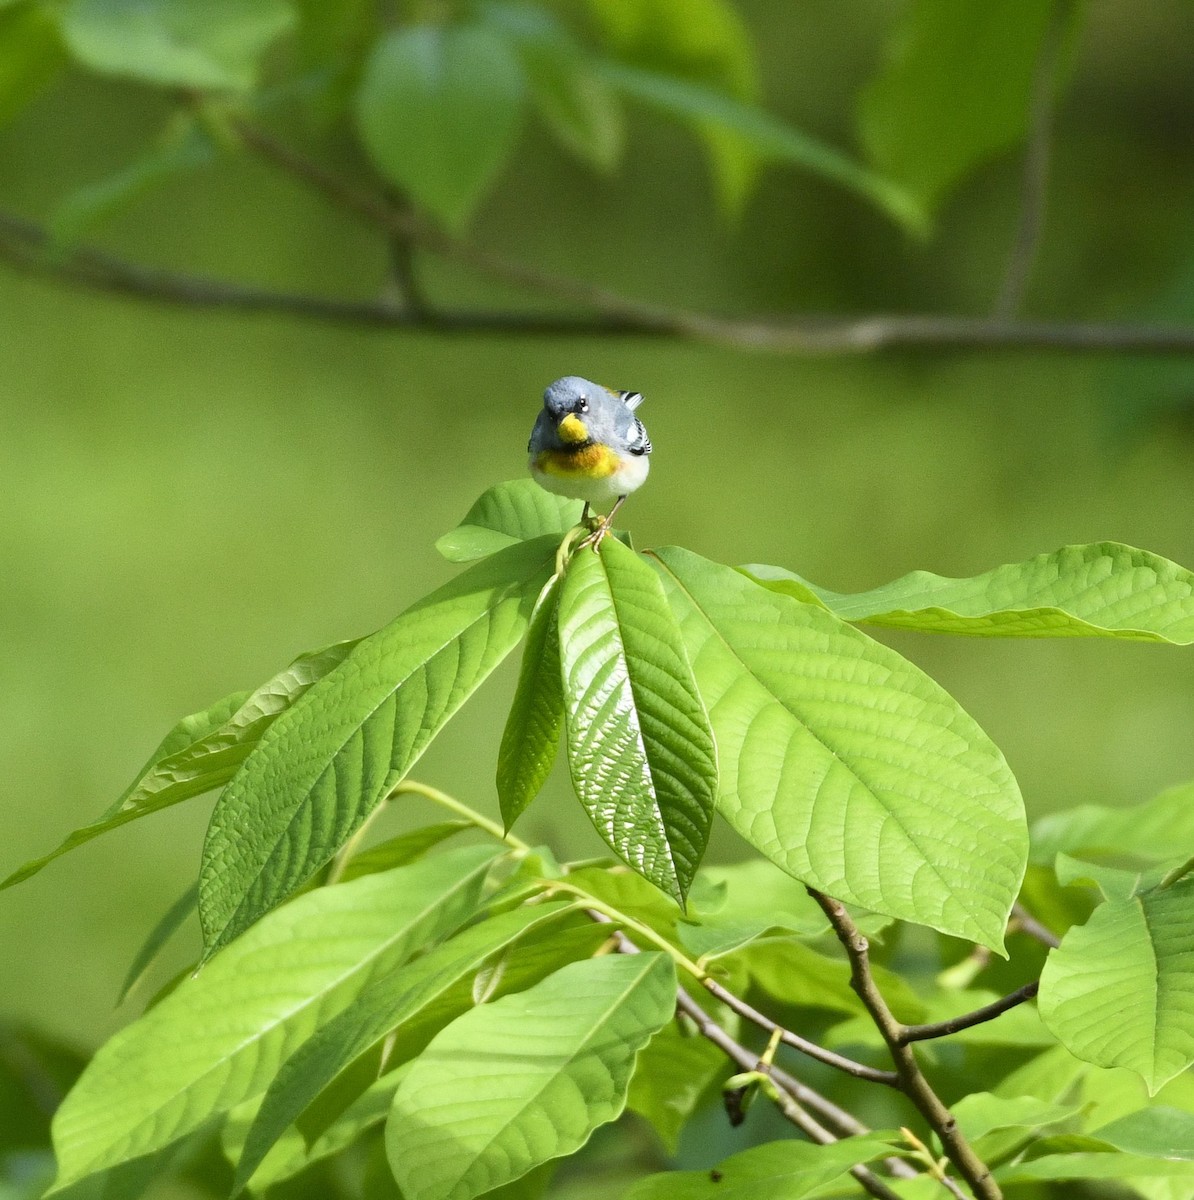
left=3, top=0, right=1194, bottom=1089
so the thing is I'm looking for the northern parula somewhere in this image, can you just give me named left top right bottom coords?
left=527, top=376, right=652, bottom=534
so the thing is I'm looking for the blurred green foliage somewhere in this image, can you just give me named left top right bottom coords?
left=3, top=1, right=1194, bottom=1197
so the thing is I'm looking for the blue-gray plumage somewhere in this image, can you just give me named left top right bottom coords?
left=527, top=376, right=652, bottom=520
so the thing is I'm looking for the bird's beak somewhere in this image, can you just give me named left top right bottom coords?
left=557, top=413, right=589, bottom=444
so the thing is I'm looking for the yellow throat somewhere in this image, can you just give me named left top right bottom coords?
left=558, top=413, right=589, bottom=444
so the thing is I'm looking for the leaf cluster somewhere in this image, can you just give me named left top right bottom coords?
left=6, top=478, right=1194, bottom=1199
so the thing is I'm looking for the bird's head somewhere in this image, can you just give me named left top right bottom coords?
left=543, top=376, right=606, bottom=445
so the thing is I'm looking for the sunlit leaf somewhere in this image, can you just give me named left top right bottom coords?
left=653, top=547, right=1026, bottom=950
left=1031, top=780, right=1194, bottom=867
left=497, top=575, right=564, bottom=829
left=387, top=953, right=676, bottom=1200
left=558, top=538, right=717, bottom=903
left=951, top=1092, right=1081, bottom=1152
left=199, top=536, right=557, bottom=957
left=1093, top=1107, right=1194, bottom=1161
left=221, top=1072, right=401, bottom=1194
left=745, top=542, right=1194, bottom=642
left=49, top=847, right=498, bottom=1190
left=355, top=23, right=525, bottom=231
left=62, top=0, right=294, bottom=92
left=734, top=938, right=926, bottom=1023
left=232, top=901, right=579, bottom=1193
left=1039, top=876, right=1194, bottom=1092
left=997, top=1151, right=1194, bottom=1184
left=436, top=479, right=581, bottom=564
left=623, top=1133, right=902, bottom=1200
left=337, top=821, right=472, bottom=883
left=2, top=640, right=356, bottom=892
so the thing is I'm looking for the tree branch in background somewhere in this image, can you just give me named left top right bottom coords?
left=6, top=203, right=1194, bottom=355
left=809, top=888, right=1004, bottom=1200
left=992, top=0, right=1077, bottom=318
left=7, top=117, right=1194, bottom=355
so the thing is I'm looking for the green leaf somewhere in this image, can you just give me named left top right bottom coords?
left=436, top=479, right=582, bottom=564
left=62, top=0, right=294, bottom=92
left=48, top=118, right=216, bottom=249
left=737, top=938, right=926, bottom=1023
left=386, top=952, right=677, bottom=1200
left=1031, top=780, right=1194, bottom=867
left=338, top=821, right=472, bottom=883
left=497, top=575, right=564, bottom=829
left=1039, top=876, right=1194, bottom=1092
left=996, top=1151, right=1194, bottom=1184
left=222, top=1071, right=401, bottom=1194
left=116, top=882, right=197, bottom=1006
left=745, top=542, right=1194, bottom=642
left=478, top=3, right=623, bottom=172
left=558, top=539, right=717, bottom=904
left=1093, top=1106, right=1194, bottom=1160
left=950, top=1092, right=1082, bottom=1146
left=49, top=846, right=498, bottom=1191
left=354, top=23, right=526, bottom=231
left=199, top=536, right=557, bottom=957
left=680, top=861, right=894, bottom=961
left=622, top=1133, right=902, bottom=1200
left=0, top=3, right=65, bottom=129
left=858, top=0, right=1079, bottom=215
left=597, top=61, right=924, bottom=232
left=586, top=0, right=760, bottom=212
left=232, top=900, right=580, bottom=1193
left=652, top=547, right=1027, bottom=951
left=2, top=639, right=356, bottom=892
left=626, top=1016, right=726, bottom=1154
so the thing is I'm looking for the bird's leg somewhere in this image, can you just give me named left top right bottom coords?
left=580, top=496, right=627, bottom=550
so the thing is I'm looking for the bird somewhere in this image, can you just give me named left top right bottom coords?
left=527, top=376, right=652, bottom=539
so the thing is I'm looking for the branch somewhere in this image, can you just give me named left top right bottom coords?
left=992, top=0, right=1076, bottom=317
left=700, top=974, right=900, bottom=1086
left=6, top=201, right=1194, bottom=355
left=809, top=888, right=1004, bottom=1200
left=1012, top=902, right=1061, bottom=949
left=898, top=981, right=1040, bottom=1045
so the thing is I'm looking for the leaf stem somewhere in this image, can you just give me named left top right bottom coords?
left=809, top=887, right=1003, bottom=1200
left=389, top=780, right=531, bottom=852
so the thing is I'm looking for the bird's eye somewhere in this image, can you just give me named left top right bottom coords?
left=578, top=399, right=589, bottom=413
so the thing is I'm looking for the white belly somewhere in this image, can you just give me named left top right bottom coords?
left=529, top=453, right=650, bottom=506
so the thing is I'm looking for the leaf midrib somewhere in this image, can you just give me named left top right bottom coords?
left=68, top=864, right=490, bottom=1182
left=208, top=559, right=545, bottom=946
left=654, top=554, right=999, bottom=922
left=433, top=955, right=666, bottom=1196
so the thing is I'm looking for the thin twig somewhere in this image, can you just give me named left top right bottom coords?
left=993, top=0, right=1076, bottom=317
left=1011, top=902, right=1061, bottom=949
left=899, top=981, right=1040, bottom=1044
left=701, top=974, right=900, bottom=1086
left=673, top=988, right=909, bottom=1200
left=6, top=204, right=1194, bottom=354
left=809, top=888, right=1003, bottom=1200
